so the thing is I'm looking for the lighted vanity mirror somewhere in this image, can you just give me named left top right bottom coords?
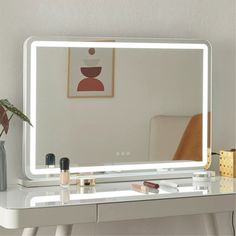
left=23, top=37, right=211, bottom=179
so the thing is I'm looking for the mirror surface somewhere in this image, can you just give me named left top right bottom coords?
left=23, top=38, right=211, bottom=177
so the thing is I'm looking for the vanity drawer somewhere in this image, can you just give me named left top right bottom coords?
left=0, top=205, right=97, bottom=229
left=97, top=195, right=236, bottom=222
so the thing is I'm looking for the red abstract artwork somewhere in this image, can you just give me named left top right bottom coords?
left=68, top=45, right=114, bottom=98
left=77, top=60, right=104, bottom=91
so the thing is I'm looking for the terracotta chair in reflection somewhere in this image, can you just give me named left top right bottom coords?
left=172, top=112, right=211, bottom=161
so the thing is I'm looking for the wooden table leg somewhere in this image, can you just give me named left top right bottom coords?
left=55, top=224, right=73, bottom=236
left=203, top=213, right=217, bottom=235
left=22, top=227, right=38, bottom=236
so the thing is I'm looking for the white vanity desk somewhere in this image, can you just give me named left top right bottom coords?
left=16, top=37, right=218, bottom=235
left=0, top=176, right=235, bottom=236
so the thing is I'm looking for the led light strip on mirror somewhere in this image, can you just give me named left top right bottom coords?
left=23, top=37, right=211, bottom=178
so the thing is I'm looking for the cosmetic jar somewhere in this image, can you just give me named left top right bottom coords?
left=45, top=153, right=55, bottom=168
left=60, top=157, right=70, bottom=188
left=192, top=171, right=215, bottom=182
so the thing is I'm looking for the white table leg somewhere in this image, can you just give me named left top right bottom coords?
left=203, top=213, right=217, bottom=235
left=55, top=224, right=73, bottom=236
left=22, top=227, right=38, bottom=236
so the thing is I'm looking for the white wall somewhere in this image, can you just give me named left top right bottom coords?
left=0, top=0, right=235, bottom=235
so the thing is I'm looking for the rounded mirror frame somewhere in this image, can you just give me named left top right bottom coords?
left=23, top=37, right=212, bottom=179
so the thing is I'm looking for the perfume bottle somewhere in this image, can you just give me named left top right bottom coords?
left=45, top=153, right=55, bottom=168
left=60, top=157, right=70, bottom=188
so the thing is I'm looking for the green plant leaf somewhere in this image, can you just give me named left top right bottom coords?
left=0, top=99, right=32, bottom=126
left=0, top=105, right=9, bottom=134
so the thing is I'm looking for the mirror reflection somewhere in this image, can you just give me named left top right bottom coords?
left=35, top=45, right=207, bottom=168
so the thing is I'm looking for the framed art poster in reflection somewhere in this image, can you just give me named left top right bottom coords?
left=68, top=46, right=115, bottom=98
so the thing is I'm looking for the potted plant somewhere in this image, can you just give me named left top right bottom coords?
left=0, top=99, right=31, bottom=191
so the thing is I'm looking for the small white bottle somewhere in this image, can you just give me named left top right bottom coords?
left=60, top=157, right=70, bottom=188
